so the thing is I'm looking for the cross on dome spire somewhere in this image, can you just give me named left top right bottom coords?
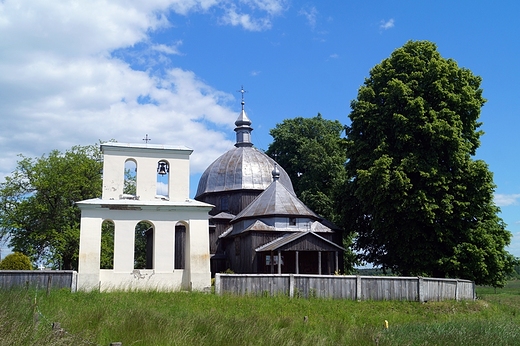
left=237, top=85, right=247, bottom=110
left=234, top=85, right=253, bottom=148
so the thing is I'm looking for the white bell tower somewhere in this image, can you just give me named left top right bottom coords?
left=77, top=143, right=213, bottom=291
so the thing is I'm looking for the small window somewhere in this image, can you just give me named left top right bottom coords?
left=266, top=255, right=283, bottom=265
left=289, top=217, right=297, bottom=226
left=221, top=196, right=229, bottom=212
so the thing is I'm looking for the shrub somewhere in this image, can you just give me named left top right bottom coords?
left=0, top=252, right=33, bottom=270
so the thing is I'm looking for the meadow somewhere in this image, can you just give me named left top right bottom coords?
left=1, top=281, right=519, bottom=346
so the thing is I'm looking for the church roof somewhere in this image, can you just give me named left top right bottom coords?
left=195, top=97, right=294, bottom=198
left=255, top=231, right=346, bottom=252
left=211, top=212, right=236, bottom=220
left=232, top=178, right=318, bottom=222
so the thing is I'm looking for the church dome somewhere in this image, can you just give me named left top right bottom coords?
left=195, top=92, right=294, bottom=199
left=195, top=146, right=294, bottom=198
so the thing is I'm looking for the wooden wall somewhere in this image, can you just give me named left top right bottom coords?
left=0, top=270, right=77, bottom=292
left=215, top=274, right=475, bottom=302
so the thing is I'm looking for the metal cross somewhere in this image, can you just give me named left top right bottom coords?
left=237, top=85, right=247, bottom=102
left=142, top=134, right=151, bottom=143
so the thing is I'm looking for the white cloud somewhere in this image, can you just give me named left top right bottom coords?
left=243, top=0, right=288, bottom=15
left=299, top=6, right=318, bottom=29
left=329, top=53, right=339, bottom=59
left=218, top=0, right=288, bottom=31
left=380, top=18, right=395, bottom=30
left=494, top=194, right=520, bottom=207
left=152, top=41, right=184, bottom=55
left=220, top=5, right=272, bottom=31
left=0, top=0, right=271, bottom=185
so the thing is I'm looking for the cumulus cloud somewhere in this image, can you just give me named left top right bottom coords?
left=380, top=18, right=395, bottom=30
left=494, top=194, right=520, bottom=207
left=1, top=0, right=291, bottom=183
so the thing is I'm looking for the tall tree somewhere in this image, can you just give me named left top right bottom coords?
left=343, top=40, right=515, bottom=287
left=0, top=145, right=102, bottom=270
left=266, top=114, right=347, bottom=224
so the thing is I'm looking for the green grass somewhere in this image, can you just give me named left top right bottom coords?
left=1, top=281, right=519, bottom=345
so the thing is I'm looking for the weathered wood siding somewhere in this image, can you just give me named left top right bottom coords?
left=215, top=274, right=475, bottom=301
left=0, top=270, right=77, bottom=292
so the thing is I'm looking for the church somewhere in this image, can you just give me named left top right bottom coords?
left=195, top=93, right=345, bottom=276
left=76, top=91, right=345, bottom=292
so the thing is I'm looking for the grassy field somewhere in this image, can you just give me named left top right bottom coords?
left=1, top=281, right=520, bottom=346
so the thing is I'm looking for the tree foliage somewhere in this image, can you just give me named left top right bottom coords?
left=0, top=252, right=33, bottom=270
left=343, top=40, right=515, bottom=287
left=266, top=114, right=358, bottom=273
left=266, top=114, right=347, bottom=224
left=0, top=145, right=102, bottom=270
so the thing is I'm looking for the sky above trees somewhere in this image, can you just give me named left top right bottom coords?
left=0, top=1, right=519, bottom=256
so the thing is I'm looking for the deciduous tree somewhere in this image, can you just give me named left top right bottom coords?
left=266, top=114, right=347, bottom=224
left=343, top=40, right=515, bottom=287
left=266, top=114, right=357, bottom=272
left=0, top=145, right=102, bottom=270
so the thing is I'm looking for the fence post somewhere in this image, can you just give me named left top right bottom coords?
left=289, top=274, right=294, bottom=298
left=418, top=277, right=424, bottom=302
left=215, top=273, right=221, bottom=295
left=455, top=279, right=459, bottom=301
left=356, top=275, right=362, bottom=301
left=46, top=275, right=52, bottom=296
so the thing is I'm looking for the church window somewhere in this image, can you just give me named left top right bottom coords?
left=124, top=159, right=137, bottom=197
left=135, top=221, right=153, bottom=269
left=156, top=160, right=169, bottom=198
left=100, top=220, right=114, bottom=269
left=174, top=223, right=186, bottom=269
left=289, top=217, right=297, bottom=226
left=221, top=196, right=229, bottom=212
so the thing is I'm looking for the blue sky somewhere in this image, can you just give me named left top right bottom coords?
left=1, top=1, right=519, bottom=258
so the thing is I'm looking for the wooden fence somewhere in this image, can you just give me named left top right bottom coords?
left=214, top=274, right=475, bottom=302
left=0, top=270, right=77, bottom=292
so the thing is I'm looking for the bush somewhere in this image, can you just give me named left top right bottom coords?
left=0, top=252, right=33, bottom=270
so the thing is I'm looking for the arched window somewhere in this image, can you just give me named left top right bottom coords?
left=135, top=221, right=153, bottom=269
left=174, top=222, right=186, bottom=269
left=124, top=159, right=137, bottom=197
left=156, top=159, right=169, bottom=199
left=100, top=220, right=114, bottom=269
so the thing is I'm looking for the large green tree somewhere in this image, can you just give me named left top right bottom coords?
left=343, top=40, right=515, bottom=287
left=266, top=114, right=347, bottom=224
left=0, top=145, right=102, bottom=270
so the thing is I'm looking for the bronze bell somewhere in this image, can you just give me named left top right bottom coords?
left=157, top=161, right=169, bottom=175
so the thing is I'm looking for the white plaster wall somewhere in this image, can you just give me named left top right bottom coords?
left=77, top=210, right=103, bottom=291
left=78, top=143, right=212, bottom=292
left=99, top=270, right=185, bottom=291
left=77, top=204, right=212, bottom=291
left=101, top=144, right=191, bottom=201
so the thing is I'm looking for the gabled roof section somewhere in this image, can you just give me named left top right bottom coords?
left=243, top=220, right=276, bottom=233
left=211, top=212, right=236, bottom=220
left=255, top=231, right=346, bottom=252
left=310, top=221, right=333, bottom=233
left=219, top=226, right=233, bottom=238
left=233, top=180, right=318, bottom=222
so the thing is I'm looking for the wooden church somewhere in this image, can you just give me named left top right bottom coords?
left=195, top=92, right=345, bottom=275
